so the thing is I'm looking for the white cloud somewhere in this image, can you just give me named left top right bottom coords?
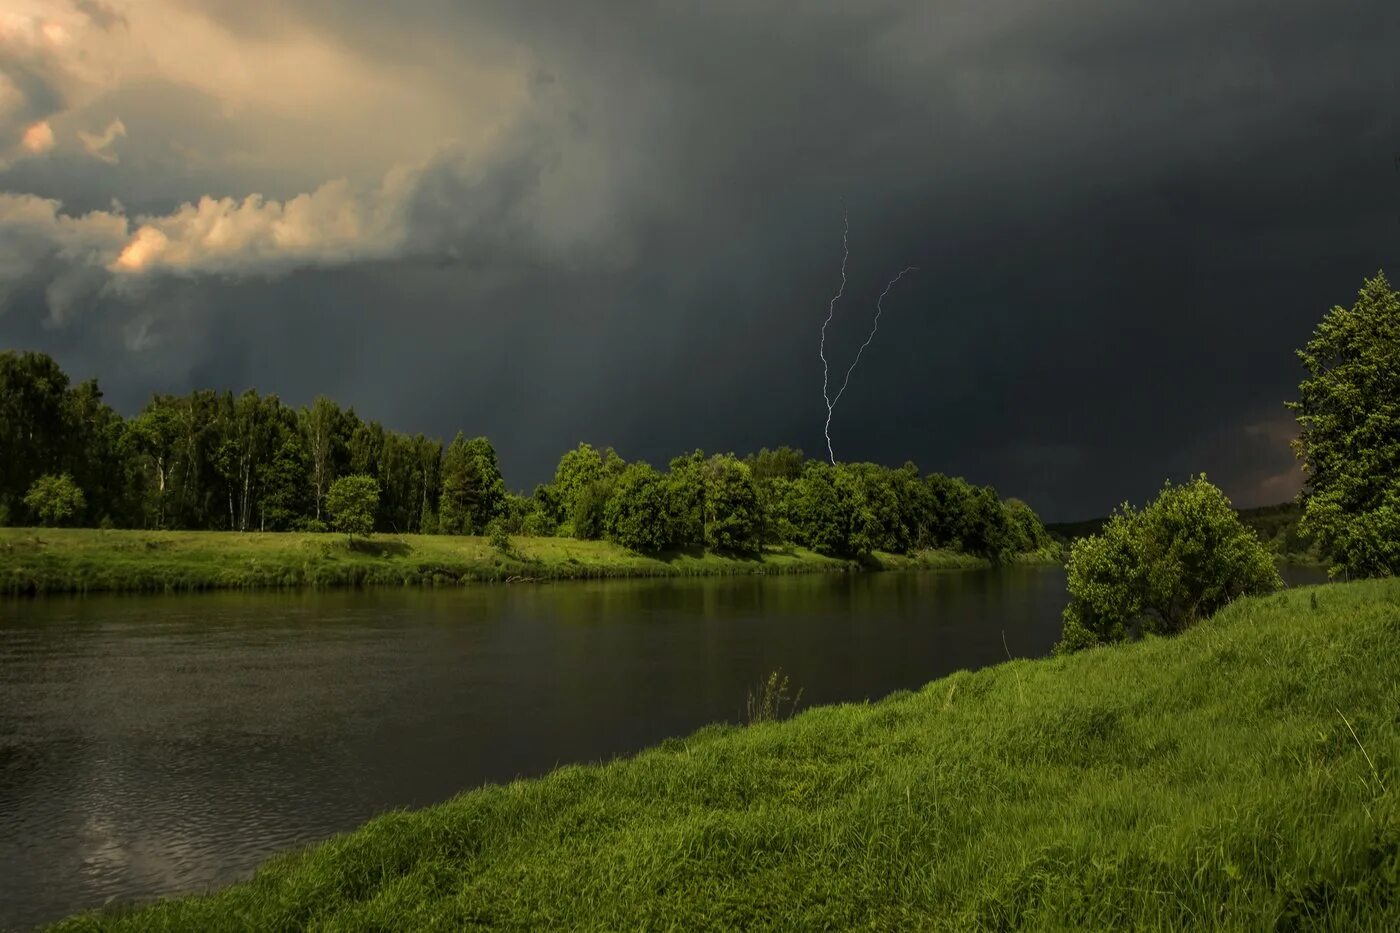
left=0, top=169, right=413, bottom=291
left=1, top=0, right=130, bottom=165
left=110, top=171, right=414, bottom=276
left=21, top=119, right=54, bottom=153
left=78, top=117, right=125, bottom=162
left=0, top=140, right=555, bottom=320
left=0, top=2, right=627, bottom=328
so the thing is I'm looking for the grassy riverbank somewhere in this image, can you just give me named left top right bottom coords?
left=53, top=577, right=1399, bottom=930
left=0, top=527, right=1031, bottom=595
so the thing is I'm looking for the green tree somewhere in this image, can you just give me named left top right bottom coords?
left=61, top=378, right=132, bottom=526
left=326, top=474, right=380, bottom=541
left=532, top=482, right=564, bottom=527
left=1003, top=498, right=1051, bottom=554
left=487, top=518, right=513, bottom=557
left=0, top=351, right=73, bottom=521
left=259, top=430, right=312, bottom=531
left=666, top=450, right=707, bottom=547
left=889, top=462, right=934, bottom=550
left=300, top=396, right=347, bottom=523
left=836, top=463, right=905, bottom=555
left=604, top=463, right=675, bottom=552
left=378, top=431, right=426, bottom=534
left=549, top=443, right=620, bottom=538
left=124, top=404, right=181, bottom=528
left=1056, top=475, right=1280, bottom=654
left=23, top=473, right=85, bottom=527
left=754, top=473, right=798, bottom=545
left=348, top=420, right=385, bottom=479
left=703, top=454, right=762, bottom=553
left=1287, top=271, right=1400, bottom=578
left=924, top=473, right=975, bottom=550
left=788, top=461, right=850, bottom=556
left=746, top=446, right=805, bottom=482
left=440, top=434, right=507, bottom=534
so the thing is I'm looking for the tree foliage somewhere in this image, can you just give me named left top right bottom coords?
left=326, top=474, right=380, bottom=540
left=440, top=434, right=507, bottom=535
left=702, top=455, right=762, bottom=554
left=1287, top=270, right=1400, bottom=578
left=603, top=463, right=675, bottom=553
left=549, top=443, right=624, bottom=539
left=23, top=473, right=85, bottom=527
left=665, top=450, right=707, bottom=547
left=1056, top=476, right=1281, bottom=654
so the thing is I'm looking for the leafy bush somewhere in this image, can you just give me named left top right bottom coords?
left=487, top=519, right=513, bottom=557
left=326, top=474, right=379, bottom=540
left=569, top=481, right=611, bottom=540
left=520, top=511, right=555, bottom=537
left=1056, top=475, right=1281, bottom=653
left=23, top=474, right=85, bottom=527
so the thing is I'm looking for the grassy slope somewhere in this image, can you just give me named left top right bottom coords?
left=54, top=578, right=1400, bottom=931
left=0, top=527, right=1015, bottom=595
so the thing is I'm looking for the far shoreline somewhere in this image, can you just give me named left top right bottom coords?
left=0, top=527, right=1063, bottom=598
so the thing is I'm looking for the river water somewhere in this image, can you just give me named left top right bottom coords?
left=0, top=565, right=1328, bottom=929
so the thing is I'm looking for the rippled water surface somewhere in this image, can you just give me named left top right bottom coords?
left=0, top=565, right=1328, bottom=929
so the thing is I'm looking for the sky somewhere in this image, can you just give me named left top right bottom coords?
left=1, top=1, right=1397, bottom=521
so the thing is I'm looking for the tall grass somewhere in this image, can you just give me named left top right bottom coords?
left=744, top=668, right=804, bottom=725
left=50, top=577, right=1400, bottom=931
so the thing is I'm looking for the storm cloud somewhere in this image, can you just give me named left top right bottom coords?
left=2, top=0, right=1397, bottom=519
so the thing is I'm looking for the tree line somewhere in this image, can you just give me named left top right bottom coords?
left=0, top=350, right=1052, bottom=560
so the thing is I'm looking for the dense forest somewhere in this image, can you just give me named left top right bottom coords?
left=0, top=350, right=1051, bottom=560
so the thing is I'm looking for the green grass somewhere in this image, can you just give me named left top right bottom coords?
left=51, top=578, right=1400, bottom=930
left=0, top=527, right=1020, bottom=595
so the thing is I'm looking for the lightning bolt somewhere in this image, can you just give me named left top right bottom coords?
left=818, top=210, right=917, bottom=464
left=819, top=210, right=849, bottom=464
left=830, top=266, right=918, bottom=410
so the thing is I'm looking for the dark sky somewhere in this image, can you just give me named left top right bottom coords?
left=2, top=0, right=1397, bottom=520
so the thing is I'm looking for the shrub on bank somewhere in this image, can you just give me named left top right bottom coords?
left=1056, top=474, right=1281, bottom=653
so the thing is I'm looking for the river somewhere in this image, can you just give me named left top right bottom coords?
left=0, top=564, right=1328, bottom=929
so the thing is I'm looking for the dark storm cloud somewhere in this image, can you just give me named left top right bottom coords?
left=3, top=0, right=1398, bottom=519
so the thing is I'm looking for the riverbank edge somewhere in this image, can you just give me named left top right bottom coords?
left=48, top=577, right=1400, bottom=930
left=0, top=527, right=1062, bottom=596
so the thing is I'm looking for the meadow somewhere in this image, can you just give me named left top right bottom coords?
left=49, top=576, right=1400, bottom=930
left=0, top=527, right=1021, bottom=595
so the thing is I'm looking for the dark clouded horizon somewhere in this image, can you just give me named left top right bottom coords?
left=2, top=0, right=1397, bottom=520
